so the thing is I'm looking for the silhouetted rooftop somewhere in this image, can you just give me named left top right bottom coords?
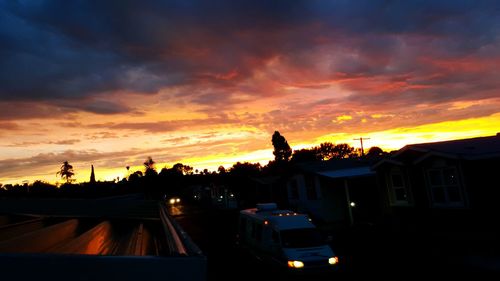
left=401, top=133, right=500, bottom=159
left=374, top=133, right=500, bottom=169
left=296, top=158, right=372, bottom=173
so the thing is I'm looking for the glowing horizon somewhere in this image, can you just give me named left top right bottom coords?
left=2, top=113, right=498, bottom=185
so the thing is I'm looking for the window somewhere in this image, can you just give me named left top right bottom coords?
left=388, top=170, right=409, bottom=205
left=280, top=228, right=325, bottom=248
left=426, top=167, right=464, bottom=207
left=305, top=175, right=317, bottom=200
left=289, top=179, right=299, bottom=200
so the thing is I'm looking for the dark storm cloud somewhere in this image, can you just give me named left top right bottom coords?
left=0, top=101, right=75, bottom=120
left=60, top=100, right=133, bottom=115
left=1, top=0, right=500, bottom=118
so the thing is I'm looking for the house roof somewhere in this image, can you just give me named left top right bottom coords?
left=295, top=159, right=374, bottom=179
left=317, top=167, right=374, bottom=179
left=249, top=176, right=281, bottom=185
left=373, top=133, right=500, bottom=168
left=402, top=133, right=500, bottom=159
left=296, top=158, right=371, bottom=172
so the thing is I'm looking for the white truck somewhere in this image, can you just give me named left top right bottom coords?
left=237, top=203, right=338, bottom=270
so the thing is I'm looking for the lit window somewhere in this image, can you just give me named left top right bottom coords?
left=388, top=170, right=409, bottom=205
left=426, top=167, right=464, bottom=207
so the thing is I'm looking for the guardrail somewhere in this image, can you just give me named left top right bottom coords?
left=159, top=203, right=204, bottom=256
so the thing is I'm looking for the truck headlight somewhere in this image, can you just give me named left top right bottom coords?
left=329, top=256, right=339, bottom=265
left=287, top=260, right=304, bottom=268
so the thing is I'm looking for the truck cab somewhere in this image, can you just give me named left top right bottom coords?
left=237, top=203, right=338, bottom=270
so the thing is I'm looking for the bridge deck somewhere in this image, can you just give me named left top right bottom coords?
left=0, top=195, right=206, bottom=281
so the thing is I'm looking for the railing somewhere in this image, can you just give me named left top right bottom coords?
left=159, top=202, right=204, bottom=256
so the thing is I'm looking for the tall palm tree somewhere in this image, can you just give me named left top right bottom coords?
left=143, top=157, right=157, bottom=176
left=57, top=161, right=75, bottom=183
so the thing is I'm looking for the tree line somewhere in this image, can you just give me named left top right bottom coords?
left=0, top=130, right=387, bottom=198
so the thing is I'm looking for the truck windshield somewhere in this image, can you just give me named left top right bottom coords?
left=280, top=228, right=325, bottom=248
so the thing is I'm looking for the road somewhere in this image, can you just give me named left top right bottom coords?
left=170, top=203, right=357, bottom=281
left=170, top=202, right=496, bottom=280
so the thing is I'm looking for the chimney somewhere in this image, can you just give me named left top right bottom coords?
left=90, top=165, right=96, bottom=183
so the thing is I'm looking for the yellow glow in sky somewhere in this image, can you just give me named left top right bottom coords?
left=316, top=113, right=500, bottom=151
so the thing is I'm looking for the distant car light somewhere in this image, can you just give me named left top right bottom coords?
left=169, top=198, right=176, bottom=204
left=329, top=257, right=339, bottom=265
left=287, top=260, right=304, bottom=268
left=176, top=198, right=181, bottom=203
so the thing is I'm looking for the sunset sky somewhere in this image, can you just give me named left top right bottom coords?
left=1, top=0, right=499, bottom=185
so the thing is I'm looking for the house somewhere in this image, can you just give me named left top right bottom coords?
left=373, top=133, right=500, bottom=231
left=285, top=159, right=381, bottom=226
left=248, top=176, right=287, bottom=207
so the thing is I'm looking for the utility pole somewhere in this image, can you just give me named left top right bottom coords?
left=353, top=137, right=370, bottom=156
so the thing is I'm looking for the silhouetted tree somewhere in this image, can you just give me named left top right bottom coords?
left=171, top=163, right=184, bottom=175
left=272, top=131, right=292, bottom=163
left=57, top=161, right=75, bottom=183
left=143, top=157, right=157, bottom=176
left=349, top=148, right=362, bottom=158
left=171, top=163, right=194, bottom=175
left=332, top=143, right=355, bottom=159
left=128, top=171, right=142, bottom=182
left=31, top=180, right=57, bottom=195
left=317, top=142, right=336, bottom=160
left=291, top=148, right=321, bottom=162
left=183, top=164, right=194, bottom=175
left=366, top=146, right=385, bottom=158
left=229, top=162, right=262, bottom=177
left=218, top=165, right=227, bottom=174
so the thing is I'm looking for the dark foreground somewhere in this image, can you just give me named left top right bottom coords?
left=172, top=203, right=500, bottom=280
left=1, top=196, right=499, bottom=281
left=0, top=196, right=206, bottom=281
